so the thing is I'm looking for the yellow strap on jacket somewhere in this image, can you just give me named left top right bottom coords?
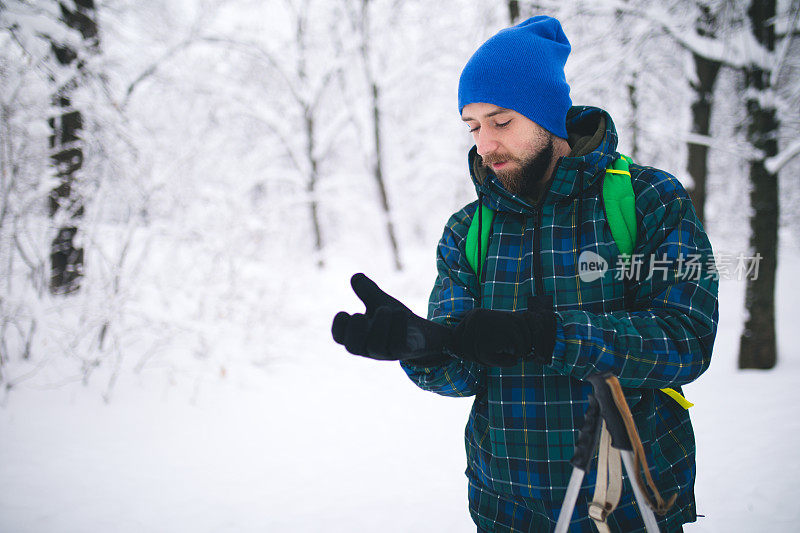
left=660, top=387, right=694, bottom=409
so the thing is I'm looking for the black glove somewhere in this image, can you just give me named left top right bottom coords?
left=451, top=295, right=556, bottom=367
left=332, top=273, right=453, bottom=365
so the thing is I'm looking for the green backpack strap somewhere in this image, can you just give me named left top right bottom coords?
left=465, top=203, right=495, bottom=279
left=602, top=154, right=637, bottom=257
left=603, top=154, right=692, bottom=409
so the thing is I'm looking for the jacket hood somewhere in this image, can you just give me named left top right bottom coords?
left=468, top=106, right=620, bottom=214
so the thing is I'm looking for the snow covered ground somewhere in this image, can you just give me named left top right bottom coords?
left=1, top=241, right=799, bottom=532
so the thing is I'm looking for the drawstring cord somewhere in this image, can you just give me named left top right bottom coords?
left=477, top=192, right=484, bottom=307
left=577, top=168, right=584, bottom=244
left=575, top=163, right=586, bottom=251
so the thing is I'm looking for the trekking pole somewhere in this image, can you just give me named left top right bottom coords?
left=587, top=373, right=661, bottom=533
left=554, top=391, right=603, bottom=533
left=555, top=373, right=663, bottom=533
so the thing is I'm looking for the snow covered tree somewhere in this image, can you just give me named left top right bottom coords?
left=738, top=0, right=781, bottom=369
left=341, top=0, right=404, bottom=270
left=569, top=0, right=799, bottom=369
left=202, top=0, right=346, bottom=268
left=509, top=0, right=521, bottom=23
left=1, top=1, right=77, bottom=382
left=685, top=2, right=722, bottom=226
left=625, top=0, right=799, bottom=369
left=48, top=0, right=99, bottom=295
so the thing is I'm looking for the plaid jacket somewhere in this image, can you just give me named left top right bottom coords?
left=401, top=106, right=718, bottom=532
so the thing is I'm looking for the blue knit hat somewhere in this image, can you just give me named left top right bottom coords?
left=458, top=16, right=572, bottom=139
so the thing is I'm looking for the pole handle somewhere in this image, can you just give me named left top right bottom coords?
left=570, top=394, right=602, bottom=471
left=586, top=373, right=633, bottom=451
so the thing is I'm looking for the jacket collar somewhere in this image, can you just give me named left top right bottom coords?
left=468, top=106, right=620, bottom=213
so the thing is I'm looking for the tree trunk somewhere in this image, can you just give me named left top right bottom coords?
left=686, top=53, right=720, bottom=227
left=685, top=6, right=721, bottom=227
left=304, top=107, right=324, bottom=268
left=739, top=0, right=779, bottom=369
left=615, top=5, right=640, bottom=161
left=48, top=0, right=98, bottom=295
left=369, top=81, right=402, bottom=270
left=359, top=0, right=402, bottom=270
left=508, top=1, right=520, bottom=23
left=295, top=1, right=324, bottom=268
left=626, top=70, right=640, bottom=160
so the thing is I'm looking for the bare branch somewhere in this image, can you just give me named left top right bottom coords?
left=123, top=38, right=193, bottom=107
left=765, top=138, right=800, bottom=173
left=567, top=0, right=774, bottom=70
left=197, top=35, right=303, bottom=105
left=771, top=0, right=800, bottom=86
left=231, top=106, right=306, bottom=175
left=12, top=232, right=36, bottom=271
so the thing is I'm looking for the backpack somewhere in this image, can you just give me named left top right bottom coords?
left=464, top=154, right=693, bottom=410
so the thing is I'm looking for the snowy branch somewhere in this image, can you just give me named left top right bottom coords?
left=567, top=0, right=776, bottom=70
left=639, top=126, right=764, bottom=159
left=237, top=108, right=305, bottom=175
left=197, top=35, right=303, bottom=106
left=771, top=2, right=800, bottom=87
left=1, top=1, right=82, bottom=49
left=765, top=139, right=800, bottom=174
left=639, top=9, right=773, bottom=70
left=123, top=39, right=194, bottom=107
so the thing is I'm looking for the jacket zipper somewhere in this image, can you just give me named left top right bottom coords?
left=532, top=207, right=544, bottom=297
left=532, top=157, right=564, bottom=297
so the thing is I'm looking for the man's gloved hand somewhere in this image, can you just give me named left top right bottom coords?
left=331, top=273, right=453, bottom=365
left=451, top=295, right=557, bottom=367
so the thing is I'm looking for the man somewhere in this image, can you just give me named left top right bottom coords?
left=332, top=16, right=718, bottom=532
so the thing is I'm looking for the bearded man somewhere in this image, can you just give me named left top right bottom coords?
left=332, top=15, right=718, bottom=532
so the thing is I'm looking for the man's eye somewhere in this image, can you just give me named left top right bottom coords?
left=469, top=126, right=480, bottom=133
left=496, top=120, right=511, bottom=128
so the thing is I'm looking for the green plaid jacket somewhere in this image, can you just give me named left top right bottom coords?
left=401, top=107, right=718, bottom=531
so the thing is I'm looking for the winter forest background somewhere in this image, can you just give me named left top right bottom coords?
left=2, top=0, right=800, bottom=532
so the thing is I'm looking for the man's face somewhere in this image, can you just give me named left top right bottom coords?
left=461, top=102, right=555, bottom=197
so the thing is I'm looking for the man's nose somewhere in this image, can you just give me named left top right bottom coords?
left=475, top=130, right=499, bottom=157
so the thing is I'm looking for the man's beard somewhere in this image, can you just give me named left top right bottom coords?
left=483, top=135, right=554, bottom=199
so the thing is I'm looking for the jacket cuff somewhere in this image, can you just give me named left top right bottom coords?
left=401, top=352, right=452, bottom=369
left=526, top=295, right=557, bottom=365
left=550, top=318, right=566, bottom=365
